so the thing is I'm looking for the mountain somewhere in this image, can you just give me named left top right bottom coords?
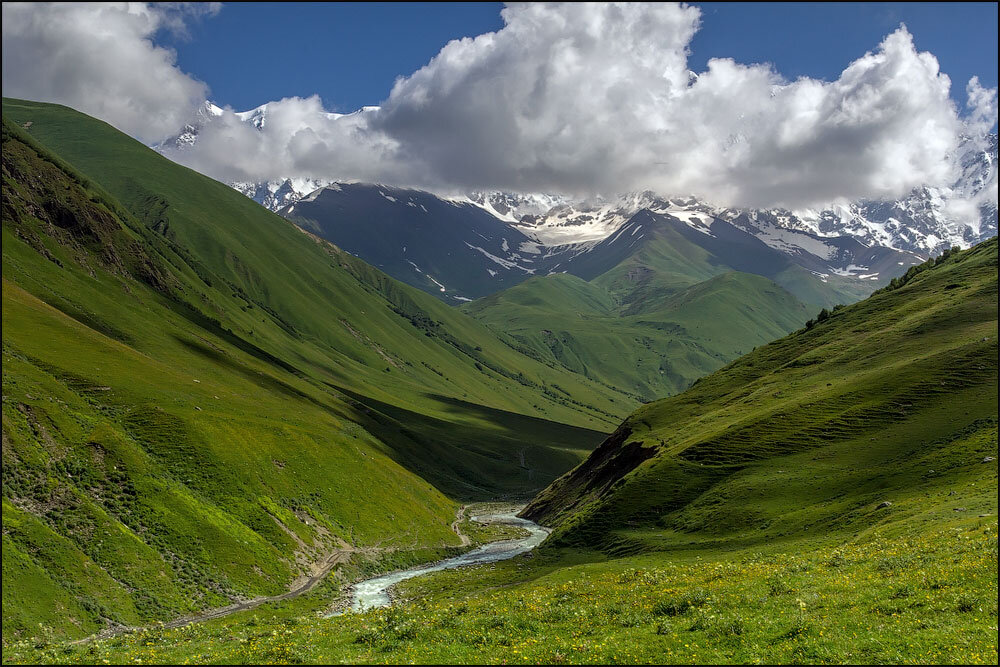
left=157, top=100, right=997, bottom=262
left=459, top=205, right=918, bottom=401
left=510, top=191, right=673, bottom=245
left=1, top=98, right=639, bottom=640
left=464, top=191, right=571, bottom=224
left=505, top=134, right=998, bottom=255
left=231, top=177, right=330, bottom=212
left=551, top=208, right=918, bottom=307
left=279, top=184, right=922, bottom=306
left=739, top=135, right=997, bottom=255
left=156, top=100, right=225, bottom=149
left=151, top=102, right=932, bottom=409
left=462, top=271, right=812, bottom=402
left=523, top=238, right=998, bottom=555
left=279, top=183, right=551, bottom=303
left=278, top=183, right=923, bottom=400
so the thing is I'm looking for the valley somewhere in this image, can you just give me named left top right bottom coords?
left=1, top=97, right=628, bottom=643
left=2, top=96, right=997, bottom=665
left=7, top=210, right=995, bottom=665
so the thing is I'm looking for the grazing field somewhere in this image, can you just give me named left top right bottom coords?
left=7, top=519, right=994, bottom=665
left=1, top=100, right=625, bottom=643
left=5, top=223, right=995, bottom=663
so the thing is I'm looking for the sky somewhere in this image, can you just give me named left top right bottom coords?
left=156, top=2, right=998, bottom=114
left=2, top=2, right=997, bottom=211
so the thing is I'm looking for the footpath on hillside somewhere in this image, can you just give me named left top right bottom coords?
left=70, top=504, right=480, bottom=645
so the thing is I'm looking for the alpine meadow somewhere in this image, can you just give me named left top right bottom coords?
left=1, top=2, right=997, bottom=665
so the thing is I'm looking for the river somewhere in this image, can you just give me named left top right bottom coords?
left=337, top=508, right=549, bottom=614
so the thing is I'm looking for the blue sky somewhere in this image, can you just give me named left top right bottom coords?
left=5, top=2, right=995, bottom=205
left=162, top=2, right=998, bottom=112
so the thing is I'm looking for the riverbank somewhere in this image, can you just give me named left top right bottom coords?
left=59, top=503, right=521, bottom=647
left=332, top=505, right=549, bottom=614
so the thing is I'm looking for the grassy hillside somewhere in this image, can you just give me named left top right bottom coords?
left=464, top=271, right=811, bottom=401
left=2, top=99, right=629, bottom=428
left=0, top=100, right=639, bottom=641
left=1, top=99, right=636, bottom=498
left=567, top=211, right=877, bottom=308
left=462, top=208, right=892, bottom=403
left=13, top=240, right=996, bottom=665
left=524, top=238, right=998, bottom=554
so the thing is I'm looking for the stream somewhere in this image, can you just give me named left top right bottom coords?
left=338, top=509, right=549, bottom=614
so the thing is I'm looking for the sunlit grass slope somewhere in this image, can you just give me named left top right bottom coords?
left=0, top=100, right=634, bottom=641
left=464, top=271, right=811, bottom=401
left=1, top=99, right=629, bottom=432
left=15, top=519, right=994, bottom=665
left=11, top=242, right=996, bottom=664
left=1, top=99, right=632, bottom=504
left=524, top=238, right=998, bottom=555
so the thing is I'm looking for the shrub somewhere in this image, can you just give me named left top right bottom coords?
left=652, top=590, right=710, bottom=616
left=767, top=576, right=793, bottom=596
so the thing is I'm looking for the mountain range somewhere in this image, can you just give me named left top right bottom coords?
left=156, top=101, right=996, bottom=338
left=3, top=95, right=997, bottom=664
left=161, top=101, right=997, bottom=260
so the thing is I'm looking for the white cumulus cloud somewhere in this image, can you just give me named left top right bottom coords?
left=5, top=2, right=997, bottom=211
left=1, top=2, right=218, bottom=144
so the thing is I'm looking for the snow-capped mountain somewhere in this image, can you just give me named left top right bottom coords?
left=273, top=180, right=921, bottom=307
left=280, top=183, right=553, bottom=303
left=462, top=192, right=571, bottom=224
left=155, top=100, right=365, bottom=212
left=510, top=192, right=672, bottom=244
left=735, top=134, right=998, bottom=255
left=156, top=101, right=995, bottom=264
left=469, top=135, right=997, bottom=255
left=157, top=100, right=368, bottom=152
left=231, top=178, right=330, bottom=212
left=155, top=100, right=224, bottom=150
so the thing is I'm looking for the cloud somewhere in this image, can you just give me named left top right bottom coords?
left=170, top=98, right=406, bottom=186
left=1, top=2, right=218, bottom=144
left=372, top=6, right=990, bottom=208
left=6, top=2, right=997, bottom=211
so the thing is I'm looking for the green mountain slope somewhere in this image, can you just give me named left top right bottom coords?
left=570, top=210, right=879, bottom=308
left=0, top=100, right=638, bottom=640
left=523, top=238, right=998, bottom=556
left=464, top=271, right=811, bottom=401
left=462, top=208, right=894, bottom=403
left=13, top=243, right=996, bottom=666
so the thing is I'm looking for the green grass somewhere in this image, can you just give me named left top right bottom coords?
left=7, top=519, right=994, bottom=664
left=1, top=98, right=632, bottom=432
left=5, top=238, right=995, bottom=666
left=465, top=271, right=812, bottom=401
left=0, top=101, right=635, bottom=642
left=525, top=238, right=998, bottom=552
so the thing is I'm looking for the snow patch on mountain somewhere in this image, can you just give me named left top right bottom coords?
left=745, top=134, right=998, bottom=255
left=464, top=242, right=536, bottom=274
left=508, top=192, right=663, bottom=244
left=232, top=178, right=330, bottom=212
left=158, top=100, right=996, bottom=258
left=463, top=192, right=571, bottom=224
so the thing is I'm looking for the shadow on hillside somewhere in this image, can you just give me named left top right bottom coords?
left=169, top=329, right=608, bottom=502
left=328, top=384, right=609, bottom=502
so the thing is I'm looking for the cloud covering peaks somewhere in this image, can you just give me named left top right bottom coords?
left=3, top=2, right=996, bottom=209
left=2, top=2, right=219, bottom=144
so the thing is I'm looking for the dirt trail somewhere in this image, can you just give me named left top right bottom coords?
left=451, top=504, right=471, bottom=547
left=70, top=504, right=474, bottom=645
